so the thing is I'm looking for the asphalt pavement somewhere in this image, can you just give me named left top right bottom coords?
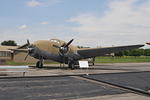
left=0, top=76, right=125, bottom=100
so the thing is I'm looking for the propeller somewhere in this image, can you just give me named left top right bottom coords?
left=53, top=39, right=74, bottom=64
left=64, top=39, right=74, bottom=48
left=53, top=39, right=74, bottom=55
left=27, top=39, right=30, bottom=46
left=24, top=53, right=29, bottom=60
left=24, top=40, right=34, bottom=61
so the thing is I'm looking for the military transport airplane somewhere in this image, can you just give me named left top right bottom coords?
left=10, top=39, right=144, bottom=69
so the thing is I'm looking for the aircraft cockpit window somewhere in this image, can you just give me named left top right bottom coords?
left=50, top=39, right=60, bottom=44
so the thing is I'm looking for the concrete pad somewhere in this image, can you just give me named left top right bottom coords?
left=0, top=62, right=150, bottom=77
left=0, top=63, right=150, bottom=100
left=24, top=63, right=150, bottom=77
left=0, top=76, right=125, bottom=100
left=83, top=71, right=150, bottom=91
left=72, top=93, right=150, bottom=100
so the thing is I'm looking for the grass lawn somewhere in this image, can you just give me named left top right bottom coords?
left=95, top=56, right=150, bottom=63
left=1, top=61, right=59, bottom=66
left=1, top=56, right=150, bottom=65
left=4, top=61, right=35, bottom=66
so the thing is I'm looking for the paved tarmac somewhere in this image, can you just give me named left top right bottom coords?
left=83, top=71, right=150, bottom=91
left=0, top=63, right=150, bottom=100
left=0, top=76, right=125, bottom=100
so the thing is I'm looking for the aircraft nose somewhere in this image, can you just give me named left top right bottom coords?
left=27, top=43, right=36, bottom=54
left=28, top=48, right=35, bottom=54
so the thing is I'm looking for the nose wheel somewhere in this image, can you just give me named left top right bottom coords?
left=36, top=61, right=43, bottom=68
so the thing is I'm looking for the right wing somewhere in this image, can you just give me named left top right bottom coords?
left=77, top=44, right=144, bottom=59
left=9, top=43, right=29, bottom=53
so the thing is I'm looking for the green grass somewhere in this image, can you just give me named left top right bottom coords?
left=1, top=60, right=59, bottom=66
left=1, top=56, right=150, bottom=65
left=4, top=61, right=35, bottom=66
left=95, top=56, right=150, bottom=63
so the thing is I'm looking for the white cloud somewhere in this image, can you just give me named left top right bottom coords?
left=18, top=24, right=28, bottom=30
left=26, top=0, right=62, bottom=7
left=27, top=0, right=42, bottom=7
left=40, top=21, right=49, bottom=25
left=68, top=0, right=150, bottom=47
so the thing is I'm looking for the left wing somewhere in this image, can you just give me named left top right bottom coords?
left=9, top=49, right=28, bottom=53
left=77, top=44, right=144, bottom=58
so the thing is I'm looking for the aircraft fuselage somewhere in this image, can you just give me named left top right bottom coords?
left=30, top=39, right=80, bottom=63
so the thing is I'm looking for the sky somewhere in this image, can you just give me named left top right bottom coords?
left=0, top=0, right=150, bottom=48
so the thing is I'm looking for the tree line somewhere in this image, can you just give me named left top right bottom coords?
left=115, top=49, right=150, bottom=56
left=1, top=40, right=17, bottom=46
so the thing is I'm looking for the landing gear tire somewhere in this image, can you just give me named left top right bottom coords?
left=68, top=62, right=75, bottom=70
left=92, top=62, right=95, bottom=66
left=92, top=57, right=95, bottom=66
left=36, top=61, right=43, bottom=68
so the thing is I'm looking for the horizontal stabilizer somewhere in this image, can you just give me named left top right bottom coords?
left=146, top=42, right=150, bottom=45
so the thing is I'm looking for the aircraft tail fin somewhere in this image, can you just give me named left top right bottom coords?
left=146, top=42, right=150, bottom=45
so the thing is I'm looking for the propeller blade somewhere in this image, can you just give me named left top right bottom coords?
left=24, top=53, right=29, bottom=61
left=64, top=39, right=74, bottom=48
left=53, top=45, right=60, bottom=48
left=27, top=39, right=30, bottom=46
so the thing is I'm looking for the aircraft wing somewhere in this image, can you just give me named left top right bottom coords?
left=9, top=43, right=29, bottom=54
left=77, top=44, right=144, bottom=58
left=9, top=49, right=28, bottom=53
left=17, top=43, right=28, bottom=49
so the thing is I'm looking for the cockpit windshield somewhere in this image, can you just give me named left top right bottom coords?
left=50, top=39, right=60, bottom=44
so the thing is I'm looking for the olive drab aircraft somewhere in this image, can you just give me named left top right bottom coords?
left=10, top=39, right=144, bottom=69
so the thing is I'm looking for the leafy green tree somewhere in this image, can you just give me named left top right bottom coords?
left=144, top=49, right=150, bottom=56
left=77, top=46, right=90, bottom=48
left=138, top=49, right=144, bottom=56
left=117, top=49, right=144, bottom=57
left=115, top=51, right=124, bottom=57
left=123, top=50, right=130, bottom=56
left=1, top=40, right=17, bottom=46
left=128, top=49, right=144, bottom=56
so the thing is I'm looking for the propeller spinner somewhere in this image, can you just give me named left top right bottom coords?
left=53, top=39, right=74, bottom=55
left=53, top=39, right=74, bottom=64
left=24, top=40, right=35, bottom=60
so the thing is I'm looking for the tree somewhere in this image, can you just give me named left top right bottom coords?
left=115, top=51, right=124, bottom=57
left=1, top=40, right=17, bottom=46
left=123, top=50, right=130, bottom=56
left=128, top=49, right=144, bottom=56
left=77, top=46, right=90, bottom=48
left=144, top=49, right=150, bottom=56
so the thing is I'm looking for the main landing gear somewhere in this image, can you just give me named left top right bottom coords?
left=68, top=60, right=75, bottom=70
left=36, top=60, right=43, bottom=68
